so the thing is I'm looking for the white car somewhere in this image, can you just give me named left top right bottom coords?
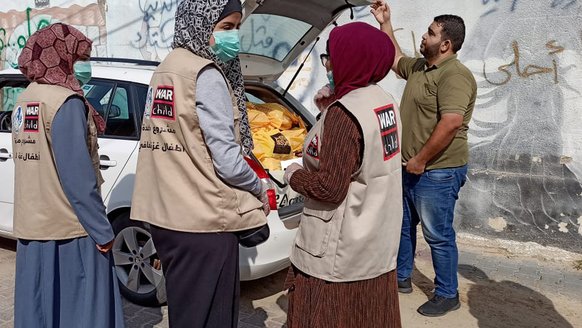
left=0, top=0, right=369, bottom=306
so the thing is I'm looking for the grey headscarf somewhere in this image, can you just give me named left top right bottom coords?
left=173, top=0, right=253, bottom=153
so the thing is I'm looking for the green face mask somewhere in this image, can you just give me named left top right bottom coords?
left=73, top=61, right=92, bottom=85
left=210, top=30, right=240, bottom=63
left=326, top=70, right=335, bottom=92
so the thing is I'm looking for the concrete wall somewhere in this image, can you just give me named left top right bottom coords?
left=1, top=0, right=581, bottom=252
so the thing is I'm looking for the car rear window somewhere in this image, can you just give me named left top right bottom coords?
left=240, top=14, right=311, bottom=62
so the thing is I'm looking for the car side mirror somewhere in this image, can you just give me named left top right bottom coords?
left=0, top=111, right=12, bottom=132
left=108, top=104, right=121, bottom=119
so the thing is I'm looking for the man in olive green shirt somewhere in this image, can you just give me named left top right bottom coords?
left=372, top=1, right=477, bottom=317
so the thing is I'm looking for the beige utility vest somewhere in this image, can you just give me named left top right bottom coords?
left=290, top=84, right=403, bottom=282
left=12, top=82, right=103, bottom=240
left=130, top=48, right=266, bottom=233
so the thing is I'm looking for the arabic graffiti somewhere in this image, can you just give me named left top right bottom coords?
left=479, top=0, right=577, bottom=17
left=0, top=4, right=107, bottom=69
left=0, top=8, right=55, bottom=68
left=240, top=17, right=274, bottom=54
left=129, top=1, right=299, bottom=65
left=239, top=13, right=319, bottom=102
left=458, top=0, right=582, bottom=251
left=132, top=0, right=179, bottom=61
left=550, top=0, right=578, bottom=9
left=0, top=1, right=579, bottom=248
left=480, top=0, right=519, bottom=16
left=483, top=40, right=564, bottom=85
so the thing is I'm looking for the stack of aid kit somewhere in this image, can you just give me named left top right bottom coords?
left=247, top=102, right=307, bottom=172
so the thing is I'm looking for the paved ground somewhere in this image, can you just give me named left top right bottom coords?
left=1, top=235, right=581, bottom=328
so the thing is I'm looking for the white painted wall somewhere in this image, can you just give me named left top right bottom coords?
left=1, top=0, right=581, bottom=247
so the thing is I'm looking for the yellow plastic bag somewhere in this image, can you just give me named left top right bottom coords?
left=255, top=103, right=298, bottom=130
left=268, top=109, right=293, bottom=130
left=248, top=101, right=307, bottom=170
left=261, top=157, right=282, bottom=171
left=252, top=130, right=274, bottom=160
left=252, top=129, right=293, bottom=159
left=248, top=109, right=270, bottom=130
left=246, top=102, right=257, bottom=111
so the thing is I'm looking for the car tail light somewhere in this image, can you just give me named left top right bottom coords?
left=245, top=156, right=278, bottom=210
left=266, top=188, right=278, bottom=210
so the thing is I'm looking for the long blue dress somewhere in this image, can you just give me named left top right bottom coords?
left=14, top=97, right=125, bottom=328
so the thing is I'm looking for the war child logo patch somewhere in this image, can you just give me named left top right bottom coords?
left=151, top=85, right=175, bottom=120
left=306, top=134, right=319, bottom=159
left=24, top=103, right=40, bottom=133
left=374, top=104, right=399, bottom=161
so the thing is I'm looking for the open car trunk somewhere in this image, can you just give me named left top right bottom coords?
left=241, top=0, right=372, bottom=82
left=240, top=0, right=371, bottom=216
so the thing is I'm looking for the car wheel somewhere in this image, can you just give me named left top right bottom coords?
left=111, top=211, right=166, bottom=306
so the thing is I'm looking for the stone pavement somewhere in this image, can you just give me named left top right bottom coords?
left=1, top=235, right=581, bottom=328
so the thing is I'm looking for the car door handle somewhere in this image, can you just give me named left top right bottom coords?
left=99, top=155, right=117, bottom=169
left=0, top=148, right=12, bottom=161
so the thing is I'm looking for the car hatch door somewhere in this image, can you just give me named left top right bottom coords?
left=240, top=0, right=372, bottom=82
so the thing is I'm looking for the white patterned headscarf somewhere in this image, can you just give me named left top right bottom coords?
left=173, top=0, right=253, bottom=153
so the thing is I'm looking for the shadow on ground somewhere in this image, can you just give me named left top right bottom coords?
left=121, top=268, right=290, bottom=328
left=411, top=265, right=572, bottom=328
left=239, top=269, right=288, bottom=328
left=0, top=238, right=16, bottom=251
left=456, top=264, right=572, bottom=328
left=123, top=297, right=164, bottom=328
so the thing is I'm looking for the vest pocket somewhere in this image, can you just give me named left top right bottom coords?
left=233, top=188, right=263, bottom=214
left=295, top=208, right=336, bottom=257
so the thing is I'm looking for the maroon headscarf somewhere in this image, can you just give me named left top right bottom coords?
left=328, top=22, right=396, bottom=99
left=18, top=23, right=105, bottom=134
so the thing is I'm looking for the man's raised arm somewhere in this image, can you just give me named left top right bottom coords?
left=371, top=1, right=403, bottom=75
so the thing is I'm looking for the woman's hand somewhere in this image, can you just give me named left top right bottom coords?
left=96, top=239, right=114, bottom=253
left=257, top=181, right=271, bottom=216
left=284, top=163, right=304, bottom=184
left=314, top=84, right=335, bottom=112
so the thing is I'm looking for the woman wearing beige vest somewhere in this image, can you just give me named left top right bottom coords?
left=283, top=22, right=403, bottom=327
left=130, top=1, right=269, bottom=327
left=12, top=23, right=124, bottom=327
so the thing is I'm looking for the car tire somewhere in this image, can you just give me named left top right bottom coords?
left=111, top=211, right=167, bottom=306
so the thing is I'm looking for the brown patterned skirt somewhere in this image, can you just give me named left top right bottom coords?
left=285, top=266, right=401, bottom=328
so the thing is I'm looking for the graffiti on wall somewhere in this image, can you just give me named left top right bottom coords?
left=457, top=0, right=582, bottom=249
left=480, top=0, right=577, bottom=16
left=0, top=4, right=107, bottom=69
left=241, top=13, right=323, bottom=103
left=132, top=0, right=179, bottom=61
left=0, top=0, right=580, bottom=249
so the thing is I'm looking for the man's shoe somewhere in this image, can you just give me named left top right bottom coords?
left=397, top=278, right=413, bottom=294
left=417, top=294, right=460, bottom=317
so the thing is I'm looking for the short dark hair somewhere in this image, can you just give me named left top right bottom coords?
left=434, top=15, right=465, bottom=53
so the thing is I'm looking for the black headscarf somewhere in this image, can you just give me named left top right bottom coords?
left=218, top=0, right=243, bottom=22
